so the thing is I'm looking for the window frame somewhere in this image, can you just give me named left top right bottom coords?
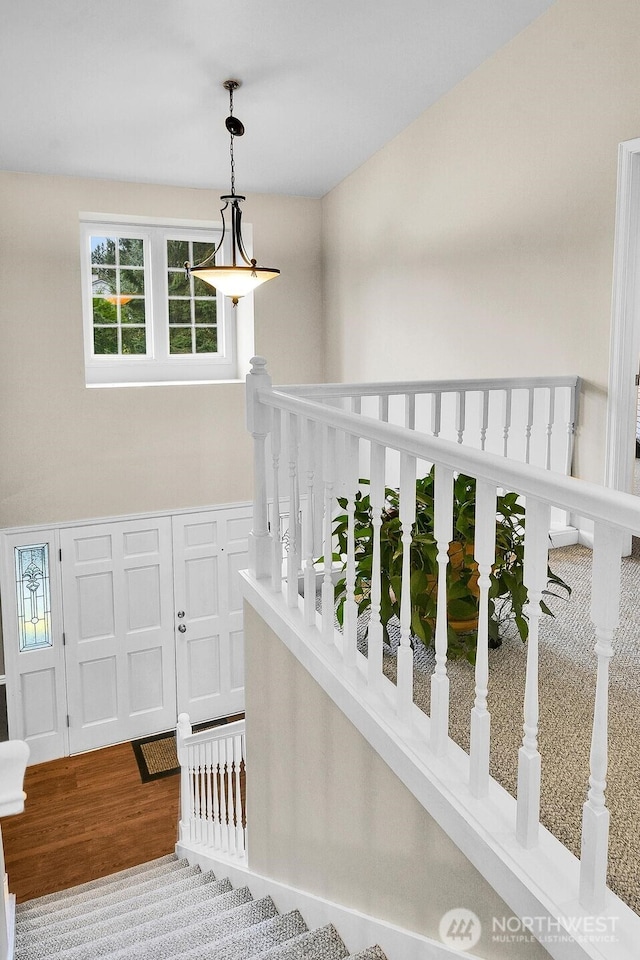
left=80, top=214, right=252, bottom=386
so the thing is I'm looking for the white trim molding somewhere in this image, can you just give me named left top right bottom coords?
left=605, top=138, right=640, bottom=494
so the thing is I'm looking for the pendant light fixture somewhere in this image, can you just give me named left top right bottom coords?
left=185, top=79, right=280, bottom=306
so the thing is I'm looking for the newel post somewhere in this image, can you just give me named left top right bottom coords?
left=176, top=713, right=193, bottom=844
left=246, top=356, right=274, bottom=579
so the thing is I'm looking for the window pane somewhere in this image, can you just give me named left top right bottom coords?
left=118, top=237, right=144, bottom=266
left=167, top=239, right=189, bottom=268
left=91, top=237, right=116, bottom=265
left=94, top=327, right=118, bottom=354
left=15, top=545, right=53, bottom=652
left=93, top=298, right=117, bottom=324
left=121, top=299, right=145, bottom=324
left=195, top=327, right=217, bottom=353
left=192, top=241, right=216, bottom=263
left=169, top=327, right=193, bottom=354
left=168, top=300, right=191, bottom=324
left=120, top=269, right=145, bottom=295
left=121, top=328, right=147, bottom=354
left=194, top=299, right=217, bottom=324
left=92, top=266, right=117, bottom=295
left=193, top=277, right=216, bottom=297
left=168, top=270, right=189, bottom=297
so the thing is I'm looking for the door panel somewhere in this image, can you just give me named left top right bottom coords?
left=173, top=506, right=249, bottom=723
left=0, top=530, right=68, bottom=764
left=61, top=517, right=176, bottom=754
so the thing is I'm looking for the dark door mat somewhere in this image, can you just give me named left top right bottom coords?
left=131, top=713, right=245, bottom=783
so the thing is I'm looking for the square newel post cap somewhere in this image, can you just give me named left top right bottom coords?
left=246, top=356, right=273, bottom=434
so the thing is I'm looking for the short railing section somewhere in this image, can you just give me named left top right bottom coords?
left=245, top=356, right=640, bottom=929
left=0, top=739, right=29, bottom=960
left=176, top=714, right=247, bottom=865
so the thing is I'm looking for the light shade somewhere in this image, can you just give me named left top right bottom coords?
left=191, top=264, right=280, bottom=303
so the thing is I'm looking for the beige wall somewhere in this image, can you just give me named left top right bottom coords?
left=322, top=0, right=640, bottom=484
left=0, top=172, right=322, bottom=528
left=244, top=603, right=548, bottom=960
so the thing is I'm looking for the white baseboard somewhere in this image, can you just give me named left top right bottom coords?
left=176, top=842, right=469, bottom=960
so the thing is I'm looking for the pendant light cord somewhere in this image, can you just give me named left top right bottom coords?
left=228, top=84, right=236, bottom=197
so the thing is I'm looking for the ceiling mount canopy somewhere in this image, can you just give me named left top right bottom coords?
left=185, top=79, right=280, bottom=306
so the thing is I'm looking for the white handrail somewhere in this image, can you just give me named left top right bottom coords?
left=176, top=714, right=247, bottom=864
left=245, top=358, right=639, bottom=920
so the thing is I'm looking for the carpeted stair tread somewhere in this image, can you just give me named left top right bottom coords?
left=24, top=887, right=258, bottom=960
left=14, top=876, right=231, bottom=959
left=15, top=867, right=217, bottom=938
left=14, top=854, right=178, bottom=913
left=178, top=909, right=309, bottom=960
left=16, top=858, right=195, bottom=921
left=348, top=948, right=387, bottom=959
left=253, top=923, right=349, bottom=960
left=92, top=894, right=278, bottom=960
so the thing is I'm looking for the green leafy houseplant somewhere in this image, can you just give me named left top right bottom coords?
left=332, top=469, right=570, bottom=664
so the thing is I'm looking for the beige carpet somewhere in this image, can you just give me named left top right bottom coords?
left=378, top=544, right=640, bottom=914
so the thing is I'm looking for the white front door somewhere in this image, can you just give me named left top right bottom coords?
left=1, top=530, right=68, bottom=764
left=60, top=518, right=177, bottom=754
left=173, top=506, right=249, bottom=724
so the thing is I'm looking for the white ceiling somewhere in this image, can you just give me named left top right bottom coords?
left=0, top=0, right=555, bottom=198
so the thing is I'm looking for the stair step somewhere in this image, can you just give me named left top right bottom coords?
left=25, top=887, right=258, bottom=960
left=253, top=923, right=349, bottom=960
left=95, top=894, right=279, bottom=960
left=348, top=948, right=388, bottom=960
left=16, top=868, right=211, bottom=933
left=179, top=909, right=309, bottom=960
left=14, top=876, right=231, bottom=959
left=16, top=857, right=192, bottom=921
left=14, top=854, right=177, bottom=913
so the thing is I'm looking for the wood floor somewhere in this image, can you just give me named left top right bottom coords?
left=1, top=740, right=180, bottom=903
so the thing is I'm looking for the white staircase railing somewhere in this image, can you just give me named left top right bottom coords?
left=244, top=357, right=640, bottom=940
left=176, top=714, right=247, bottom=865
left=0, top=740, right=29, bottom=960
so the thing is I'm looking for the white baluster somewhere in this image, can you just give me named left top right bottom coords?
left=524, top=389, right=534, bottom=464
left=565, top=382, right=578, bottom=477
left=351, top=396, right=362, bottom=415
left=322, top=425, right=337, bottom=644
left=470, top=480, right=496, bottom=798
left=579, top=523, right=623, bottom=913
left=397, top=453, right=416, bottom=728
left=204, top=740, right=213, bottom=847
left=287, top=413, right=300, bottom=609
left=379, top=395, right=389, bottom=423
left=545, top=387, right=555, bottom=470
left=430, top=464, right=453, bottom=756
left=503, top=389, right=512, bottom=458
left=212, top=738, right=221, bottom=851
left=271, top=408, right=283, bottom=592
left=343, top=431, right=360, bottom=668
left=405, top=393, right=416, bottom=430
left=367, top=442, right=386, bottom=690
left=431, top=393, right=442, bottom=438
left=516, top=498, right=550, bottom=847
left=246, top=357, right=273, bottom=578
left=455, top=392, right=466, bottom=444
left=480, top=391, right=489, bottom=451
left=303, top=418, right=318, bottom=626
left=193, top=743, right=202, bottom=844
left=218, top=737, right=228, bottom=853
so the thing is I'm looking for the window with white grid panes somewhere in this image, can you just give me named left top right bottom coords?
left=80, top=218, right=245, bottom=385
left=166, top=239, right=219, bottom=355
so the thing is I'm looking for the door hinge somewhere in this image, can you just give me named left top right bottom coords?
left=59, top=548, right=62, bottom=562
left=62, top=632, right=66, bottom=646
left=635, top=373, right=640, bottom=387
left=66, top=715, right=70, bottom=728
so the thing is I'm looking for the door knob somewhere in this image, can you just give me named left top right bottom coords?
left=178, top=623, right=187, bottom=633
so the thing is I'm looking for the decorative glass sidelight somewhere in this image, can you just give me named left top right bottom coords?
left=14, top=544, right=53, bottom=651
